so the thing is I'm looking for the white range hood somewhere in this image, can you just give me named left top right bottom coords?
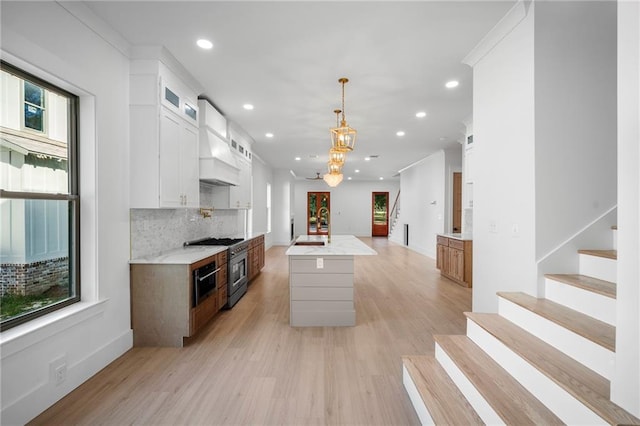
left=198, top=99, right=240, bottom=186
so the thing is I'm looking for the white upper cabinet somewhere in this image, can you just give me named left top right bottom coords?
left=130, top=59, right=200, bottom=208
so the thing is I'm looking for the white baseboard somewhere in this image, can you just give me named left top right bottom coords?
left=2, top=329, right=133, bottom=425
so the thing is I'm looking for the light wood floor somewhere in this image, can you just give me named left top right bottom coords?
left=30, top=238, right=472, bottom=425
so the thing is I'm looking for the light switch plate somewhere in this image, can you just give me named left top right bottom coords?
left=316, top=257, right=324, bottom=269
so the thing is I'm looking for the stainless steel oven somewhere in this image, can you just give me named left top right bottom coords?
left=227, top=240, right=249, bottom=307
left=184, top=237, right=249, bottom=308
left=193, top=261, right=219, bottom=307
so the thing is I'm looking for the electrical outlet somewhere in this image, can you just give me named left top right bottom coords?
left=316, top=257, right=324, bottom=269
left=55, top=364, right=67, bottom=385
left=50, top=356, right=67, bottom=386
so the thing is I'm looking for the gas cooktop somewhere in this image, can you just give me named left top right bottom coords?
left=183, top=237, right=244, bottom=247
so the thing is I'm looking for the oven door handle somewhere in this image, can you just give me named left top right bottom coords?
left=198, top=267, right=221, bottom=281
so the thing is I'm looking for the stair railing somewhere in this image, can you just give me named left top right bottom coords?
left=389, top=190, right=400, bottom=230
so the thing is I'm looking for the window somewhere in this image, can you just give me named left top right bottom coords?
left=266, top=183, right=271, bottom=233
left=24, top=80, right=46, bottom=132
left=1, top=61, right=80, bottom=331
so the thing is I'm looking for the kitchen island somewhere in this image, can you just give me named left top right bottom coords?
left=285, top=235, right=377, bottom=326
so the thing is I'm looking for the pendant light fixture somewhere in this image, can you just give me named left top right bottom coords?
left=328, top=109, right=347, bottom=166
left=330, top=78, right=357, bottom=152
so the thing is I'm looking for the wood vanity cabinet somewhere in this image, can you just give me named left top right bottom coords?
left=436, top=235, right=472, bottom=288
left=130, top=250, right=228, bottom=347
left=248, top=234, right=265, bottom=282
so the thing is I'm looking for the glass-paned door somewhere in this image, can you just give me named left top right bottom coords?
left=372, top=192, right=389, bottom=237
left=307, top=192, right=330, bottom=235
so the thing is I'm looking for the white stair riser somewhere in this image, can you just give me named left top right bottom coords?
left=545, top=278, right=616, bottom=326
left=612, top=229, right=617, bottom=251
left=498, top=296, right=615, bottom=379
left=402, top=365, right=435, bottom=425
left=435, top=343, right=505, bottom=426
left=579, top=254, right=616, bottom=283
left=466, top=319, right=607, bottom=425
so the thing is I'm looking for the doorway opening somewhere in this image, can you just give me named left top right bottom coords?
left=453, top=172, right=462, bottom=233
left=372, top=192, right=389, bottom=237
left=307, top=192, right=330, bottom=235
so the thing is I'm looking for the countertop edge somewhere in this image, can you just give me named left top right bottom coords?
left=438, top=233, right=473, bottom=241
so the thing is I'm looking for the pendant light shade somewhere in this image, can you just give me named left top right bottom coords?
left=330, top=78, right=357, bottom=152
left=323, top=172, right=343, bottom=187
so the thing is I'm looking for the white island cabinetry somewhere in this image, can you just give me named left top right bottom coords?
left=286, top=235, right=377, bottom=326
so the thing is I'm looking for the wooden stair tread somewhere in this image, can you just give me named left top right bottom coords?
left=466, top=313, right=640, bottom=425
left=545, top=274, right=616, bottom=298
left=402, top=355, right=483, bottom=425
left=578, top=249, right=617, bottom=260
left=498, top=292, right=615, bottom=351
left=435, top=334, right=563, bottom=425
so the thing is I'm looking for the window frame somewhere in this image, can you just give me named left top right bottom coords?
left=0, top=60, right=80, bottom=331
left=22, top=79, right=47, bottom=134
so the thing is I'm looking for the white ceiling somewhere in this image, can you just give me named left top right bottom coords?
left=86, top=1, right=514, bottom=181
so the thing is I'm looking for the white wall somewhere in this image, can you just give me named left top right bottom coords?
left=251, top=155, right=274, bottom=249
left=398, top=150, right=448, bottom=258
left=471, top=5, right=536, bottom=313
left=0, top=3, right=132, bottom=424
left=293, top=179, right=400, bottom=239
left=612, top=1, right=640, bottom=416
left=272, top=169, right=294, bottom=245
left=534, top=1, right=617, bottom=259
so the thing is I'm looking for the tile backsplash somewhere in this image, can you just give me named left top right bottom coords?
left=130, top=208, right=242, bottom=259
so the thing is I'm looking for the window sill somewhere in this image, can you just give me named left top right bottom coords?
left=0, top=299, right=108, bottom=358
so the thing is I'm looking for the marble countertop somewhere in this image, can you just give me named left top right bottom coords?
left=285, top=235, right=377, bottom=256
left=439, top=233, right=473, bottom=241
left=130, top=245, right=228, bottom=265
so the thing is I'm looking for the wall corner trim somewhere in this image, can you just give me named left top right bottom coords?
left=462, top=0, right=532, bottom=67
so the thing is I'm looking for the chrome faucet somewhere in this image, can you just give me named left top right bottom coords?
left=317, top=206, right=331, bottom=244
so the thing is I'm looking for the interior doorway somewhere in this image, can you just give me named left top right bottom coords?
left=453, top=172, right=462, bottom=233
left=307, top=192, right=330, bottom=235
left=372, top=192, right=389, bottom=237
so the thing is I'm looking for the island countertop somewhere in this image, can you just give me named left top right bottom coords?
left=285, top=235, right=377, bottom=256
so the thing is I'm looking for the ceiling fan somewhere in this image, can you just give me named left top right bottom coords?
left=306, top=172, right=323, bottom=180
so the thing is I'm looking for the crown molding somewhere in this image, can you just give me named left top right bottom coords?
left=462, top=0, right=532, bottom=67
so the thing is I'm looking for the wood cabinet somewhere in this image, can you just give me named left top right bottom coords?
left=436, top=235, right=472, bottom=287
left=248, top=234, right=265, bottom=282
left=130, top=250, right=228, bottom=347
left=130, top=59, right=200, bottom=208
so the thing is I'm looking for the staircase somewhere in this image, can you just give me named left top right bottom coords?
left=403, top=226, right=640, bottom=425
left=388, top=191, right=402, bottom=243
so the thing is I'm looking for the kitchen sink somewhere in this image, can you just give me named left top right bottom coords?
left=294, top=241, right=325, bottom=246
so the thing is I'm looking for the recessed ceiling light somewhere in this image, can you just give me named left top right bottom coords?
left=196, top=39, right=213, bottom=49
left=445, top=80, right=459, bottom=89
left=295, top=156, right=301, bottom=161
left=396, top=131, right=405, bottom=137
left=364, top=157, right=371, bottom=161
left=347, top=177, right=352, bottom=180
left=379, top=177, right=384, bottom=180
left=416, top=111, right=427, bottom=118
left=355, top=169, right=360, bottom=173
left=265, top=133, right=274, bottom=138
left=243, top=104, right=254, bottom=110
